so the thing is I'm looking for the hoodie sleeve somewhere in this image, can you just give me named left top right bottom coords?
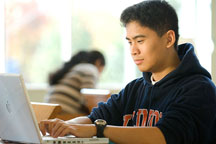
left=88, top=78, right=141, bottom=125
left=156, top=79, right=216, bottom=144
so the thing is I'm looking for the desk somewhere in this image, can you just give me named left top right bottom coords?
left=81, top=88, right=111, bottom=112
left=0, top=139, right=18, bottom=144
left=0, top=138, right=33, bottom=144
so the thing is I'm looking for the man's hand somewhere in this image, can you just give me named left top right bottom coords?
left=39, top=118, right=64, bottom=136
left=39, top=118, right=96, bottom=138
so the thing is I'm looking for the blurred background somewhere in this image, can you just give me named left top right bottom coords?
left=0, top=0, right=215, bottom=101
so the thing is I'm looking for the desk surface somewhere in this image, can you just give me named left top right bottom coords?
left=0, top=140, right=17, bottom=144
left=0, top=139, right=33, bottom=144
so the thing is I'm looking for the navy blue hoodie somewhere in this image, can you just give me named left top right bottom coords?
left=88, top=43, right=216, bottom=144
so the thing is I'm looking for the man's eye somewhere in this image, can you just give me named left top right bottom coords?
left=137, top=40, right=143, bottom=43
left=128, top=41, right=132, bottom=45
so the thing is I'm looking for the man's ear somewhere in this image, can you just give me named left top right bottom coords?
left=166, top=30, right=176, bottom=48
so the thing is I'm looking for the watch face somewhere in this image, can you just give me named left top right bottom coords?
left=95, top=119, right=107, bottom=125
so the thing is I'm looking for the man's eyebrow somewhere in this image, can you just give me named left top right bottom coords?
left=126, top=35, right=146, bottom=40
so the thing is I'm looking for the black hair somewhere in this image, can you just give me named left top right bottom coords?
left=88, top=50, right=106, bottom=66
left=120, top=0, right=179, bottom=49
left=48, top=50, right=105, bottom=85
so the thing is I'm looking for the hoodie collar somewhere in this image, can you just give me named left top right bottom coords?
left=142, top=43, right=211, bottom=85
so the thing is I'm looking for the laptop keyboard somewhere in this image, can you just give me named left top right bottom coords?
left=42, top=135, right=109, bottom=144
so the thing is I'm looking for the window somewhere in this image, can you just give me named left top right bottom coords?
left=2, top=0, right=215, bottom=89
left=5, top=0, right=66, bottom=84
left=0, top=0, right=5, bottom=72
left=169, top=0, right=213, bottom=73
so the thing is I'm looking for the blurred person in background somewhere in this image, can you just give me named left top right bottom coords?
left=44, top=50, right=105, bottom=114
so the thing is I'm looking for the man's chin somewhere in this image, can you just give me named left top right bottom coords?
left=138, top=67, right=149, bottom=72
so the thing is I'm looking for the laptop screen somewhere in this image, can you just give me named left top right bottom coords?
left=0, top=74, right=109, bottom=144
left=0, top=74, right=41, bottom=143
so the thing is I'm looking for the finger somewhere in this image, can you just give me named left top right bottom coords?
left=39, top=122, right=46, bottom=136
left=39, top=120, right=51, bottom=136
left=53, top=124, right=67, bottom=138
left=59, top=127, right=72, bottom=137
left=48, top=121, right=54, bottom=134
left=51, top=120, right=64, bottom=136
left=48, top=119, right=60, bottom=135
left=51, top=122, right=62, bottom=136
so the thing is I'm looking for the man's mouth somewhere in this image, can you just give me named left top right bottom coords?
left=134, top=59, right=144, bottom=65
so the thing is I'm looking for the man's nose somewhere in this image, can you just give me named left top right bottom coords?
left=131, top=43, right=140, bottom=55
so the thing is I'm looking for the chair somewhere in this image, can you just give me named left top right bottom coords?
left=31, top=102, right=62, bottom=122
left=81, top=88, right=111, bottom=112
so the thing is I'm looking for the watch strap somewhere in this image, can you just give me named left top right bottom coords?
left=96, top=125, right=105, bottom=137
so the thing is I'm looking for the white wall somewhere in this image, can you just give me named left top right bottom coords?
left=212, top=0, right=216, bottom=84
left=27, top=88, right=47, bottom=102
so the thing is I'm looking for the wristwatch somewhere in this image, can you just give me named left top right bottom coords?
left=94, top=119, right=107, bottom=137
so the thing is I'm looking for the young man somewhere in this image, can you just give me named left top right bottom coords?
left=39, top=1, right=216, bottom=144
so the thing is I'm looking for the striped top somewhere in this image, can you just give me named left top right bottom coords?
left=44, top=63, right=99, bottom=114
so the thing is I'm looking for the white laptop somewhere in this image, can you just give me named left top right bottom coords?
left=0, top=74, right=109, bottom=144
